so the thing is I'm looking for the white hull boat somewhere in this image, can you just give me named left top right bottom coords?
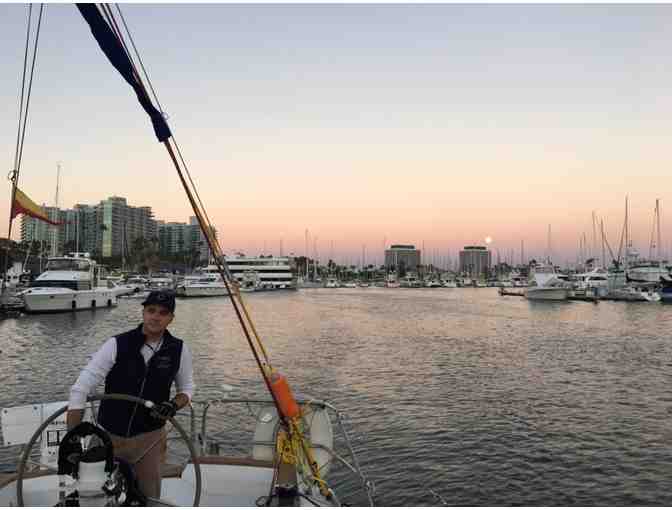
left=20, top=253, right=118, bottom=313
left=525, top=261, right=568, bottom=301
left=22, top=287, right=118, bottom=313
left=607, top=286, right=661, bottom=302
left=176, top=283, right=230, bottom=297
left=525, top=287, right=568, bottom=301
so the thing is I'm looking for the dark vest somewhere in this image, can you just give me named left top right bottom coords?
left=98, top=324, right=183, bottom=437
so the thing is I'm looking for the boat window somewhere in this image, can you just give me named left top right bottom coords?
left=45, top=259, right=90, bottom=272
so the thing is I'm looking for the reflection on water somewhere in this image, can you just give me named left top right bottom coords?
left=2, top=288, right=672, bottom=505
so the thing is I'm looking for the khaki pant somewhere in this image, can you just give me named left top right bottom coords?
left=109, top=428, right=167, bottom=501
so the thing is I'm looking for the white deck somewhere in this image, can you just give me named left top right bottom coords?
left=0, top=461, right=277, bottom=507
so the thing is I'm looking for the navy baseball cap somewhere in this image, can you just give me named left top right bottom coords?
left=142, top=290, right=176, bottom=313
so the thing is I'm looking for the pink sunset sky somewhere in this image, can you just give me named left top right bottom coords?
left=1, top=4, right=671, bottom=266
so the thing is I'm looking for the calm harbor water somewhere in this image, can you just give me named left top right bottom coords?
left=2, top=287, right=672, bottom=505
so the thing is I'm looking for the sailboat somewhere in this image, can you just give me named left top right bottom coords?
left=607, top=197, right=661, bottom=302
left=626, top=199, right=670, bottom=284
left=0, top=4, right=374, bottom=507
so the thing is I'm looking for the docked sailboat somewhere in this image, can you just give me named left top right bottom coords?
left=1, top=4, right=373, bottom=506
left=20, top=252, right=118, bottom=313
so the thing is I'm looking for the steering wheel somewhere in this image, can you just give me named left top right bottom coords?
left=15, top=393, right=202, bottom=507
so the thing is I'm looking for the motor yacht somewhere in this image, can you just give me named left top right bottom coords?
left=525, top=262, right=568, bottom=301
left=20, top=253, right=118, bottom=313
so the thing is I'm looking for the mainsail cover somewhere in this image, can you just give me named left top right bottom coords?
left=11, top=188, right=61, bottom=225
left=76, top=4, right=172, bottom=143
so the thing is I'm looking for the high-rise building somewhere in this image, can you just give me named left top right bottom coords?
left=158, top=222, right=193, bottom=256
left=158, top=217, right=216, bottom=264
left=459, top=246, right=491, bottom=278
left=99, top=196, right=157, bottom=258
left=189, top=216, right=214, bottom=263
left=384, top=244, right=421, bottom=272
left=20, top=196, right=157, bottom=260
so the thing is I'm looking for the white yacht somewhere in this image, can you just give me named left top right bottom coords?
left=627, top=262, right=671, bottom=284
left=423, top=277, right=442, bottom=288
left=399, top=273, right=422, bottom=288
left=225, top=255, right=297, bottom=290
left=325, top=277, right=340, bottom=288
left=176, top=270, right=229, bottom=298
left=385, top=273, right=400, bottom=288
left=148, top=273, right=175, bottom=291
left=570, top=268, right=609, bottom=298
left=21, top=253, right=118, bottom=313
left=607, top=285, right=661, bottom=302
left=525, top=262, right=568, bottom=301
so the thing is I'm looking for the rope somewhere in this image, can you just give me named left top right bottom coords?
left=78, top=5, right=334, bottom=499
left=116, top=4, right=228, bottom=288
left=4, top=4, right=44, bottom=292
left=106, top=5, right=274, bottom=370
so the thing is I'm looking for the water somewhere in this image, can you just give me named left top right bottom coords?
left=2, top=288, right=672, bottom=505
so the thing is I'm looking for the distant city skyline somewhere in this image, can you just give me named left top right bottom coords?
left=2, top=4, right=671, bottom=264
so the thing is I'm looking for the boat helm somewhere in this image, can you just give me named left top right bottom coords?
left=56, top=422, right=145, bottom=506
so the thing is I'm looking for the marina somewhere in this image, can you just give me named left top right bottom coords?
left=1, top=2, right=672, bottom=506
left=2, top=288, right=672, bottom=505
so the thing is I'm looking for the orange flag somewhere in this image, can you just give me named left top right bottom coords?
left=10, top=188, right=61, bottom=226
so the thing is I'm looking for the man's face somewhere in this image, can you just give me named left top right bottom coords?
left=142, top=304, right=174, bottom=336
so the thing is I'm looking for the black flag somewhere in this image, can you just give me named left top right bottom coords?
left=77, top=4, right=172, bottom=142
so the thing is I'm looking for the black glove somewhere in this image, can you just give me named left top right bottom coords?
left=151, top=400, right=177, bottom=421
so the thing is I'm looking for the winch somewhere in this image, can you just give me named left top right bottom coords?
left=56, top=422, right=145, bottom=506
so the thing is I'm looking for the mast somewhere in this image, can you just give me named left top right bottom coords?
left=304, top=228, right=308, bottom=279
left=547, top=224, right=552, bottom=264
left=656, top=199, right=662, bottom=267
left=592, top=211, right=597, bottom=261
left=624, top=196, right=629, bottom=273
left=601, top=219, right=606, bottom=269
left=50, top=162, right=60, bottom=257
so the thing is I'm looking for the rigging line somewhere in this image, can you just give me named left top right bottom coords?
left=162, top=138, right=283, bottom=420
left=106, top=4, right=277, bottom=419
left=101, top=4, right=143, bottom=88
left=5, top=3, right=33, bottom=270
left=115, top=4, right=164, bottom=114
left=114, top=4, right=220, bottom=253
left=114, top=5, right=220, bottom=244
left=12, top=3, right=32, bottom=178
left=15, top=3, right=44, bottom=179
left=7, top=3, right=43, bottom=250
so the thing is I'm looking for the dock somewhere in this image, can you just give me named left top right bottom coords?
left=498, top=287, right=525, bottom=297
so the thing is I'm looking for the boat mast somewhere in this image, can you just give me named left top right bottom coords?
left=656, top=198, right=662, bottom=267
left=304, top=228, right=308, bottom=280
left=50, top=162, right=60, bottom=257
left=624, top=196, right=629, bottom=274
left=592, top=211, right=598, bottom=262
left=601, top=218, right=606, bottom=269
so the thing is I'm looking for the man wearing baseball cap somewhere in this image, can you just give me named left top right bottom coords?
left=66, top=289, right=194, bottom=502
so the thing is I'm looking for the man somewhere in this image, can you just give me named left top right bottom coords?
left=67, top=289, right=194, bottom=501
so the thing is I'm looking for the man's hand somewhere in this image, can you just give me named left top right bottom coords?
left=151, top=400, right=177, bottom=421
left=66, top=409, right=84, bottom=431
